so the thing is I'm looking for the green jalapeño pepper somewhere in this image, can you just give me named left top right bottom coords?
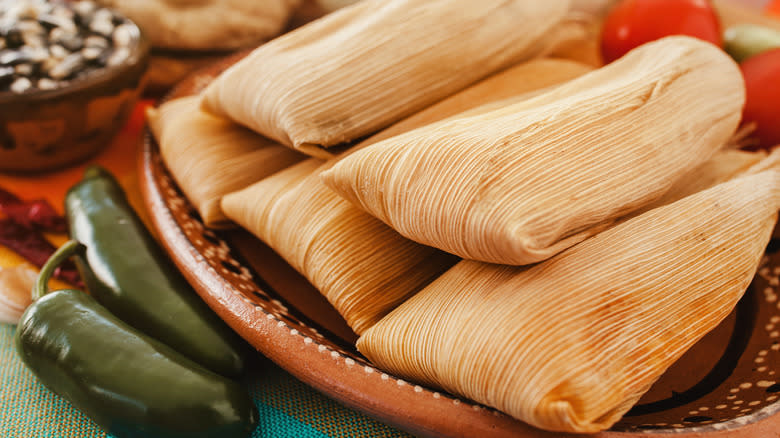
left=15, top=241, right=259, bottom=438
left=65, top=166, right=246, bottom=377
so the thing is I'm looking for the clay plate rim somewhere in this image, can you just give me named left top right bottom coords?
left=138, top=54, right=780, bottom=438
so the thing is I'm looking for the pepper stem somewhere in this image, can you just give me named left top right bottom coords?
left=33, top=240, right=85, bottom=301
left=83, top=165, right=112, bottom=181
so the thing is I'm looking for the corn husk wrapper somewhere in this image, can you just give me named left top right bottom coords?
left=147, top=96, right=304, bottom=228
left=351, top=58, right=594, bottom=155
left=322, top=37, right=745, bottom=265
left=317, top=0, right=361, bottom=12
left=201, top=0, right=571, bottom=158
left=222, top=59, right=593, bottom=334
left=632, top=148, right=770, bottom=216
left=359, top=168, right=780, bottom=434
left=569, top=0, right=616, bottom=16
left=223, top=165, right=458, bottom=335
left=95, top=0, right=301, bottom=50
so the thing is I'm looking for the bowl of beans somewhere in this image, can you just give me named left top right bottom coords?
left=0, top=0, right=149, bottom=172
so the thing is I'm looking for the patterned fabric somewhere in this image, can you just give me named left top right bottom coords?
left=0, top=324, right=409, bottom=438
left=249, top=360, right=411, bottom=438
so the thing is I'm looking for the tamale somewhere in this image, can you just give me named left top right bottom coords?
left=95, top=0, right=302, bottom=50
left=222, top=59, right=593, bottom=334
left=200, top=0, right=571, bottom=158
left=569, top=0, right=616, bottom=16
left=358, top=169, right=780, bottom=434
left=146, top=96, right=304, bottom=228
left=223, top=168, right=457, bottom=335
left=357, top=58, right=594, bottom=149
left=633, top=148, right=769, bottom=216
left=317, top=0, right=361, bottom=12
left=322, top=36, right=746, bottom=265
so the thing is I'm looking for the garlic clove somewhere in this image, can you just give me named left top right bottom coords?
left=0, top=265, right=38, bottom=324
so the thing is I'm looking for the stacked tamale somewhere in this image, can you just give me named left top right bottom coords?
left=148, top=0, right=780, bottom=433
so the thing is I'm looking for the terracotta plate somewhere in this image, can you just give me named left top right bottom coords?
left=139, top=56, right=780, bottom=438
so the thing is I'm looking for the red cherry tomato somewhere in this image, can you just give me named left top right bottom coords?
left=600, top=0, right=722, bottom=63
left=741, top=48, right=780, bottom=149
left=768, top=0, right=780, bottom=17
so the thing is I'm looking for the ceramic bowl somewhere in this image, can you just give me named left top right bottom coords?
left=0, top=17, right=149, bottom=173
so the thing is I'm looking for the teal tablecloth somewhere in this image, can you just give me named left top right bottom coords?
left=0, top=324, right=410, bottom=438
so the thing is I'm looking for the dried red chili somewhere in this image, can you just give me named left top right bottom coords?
left=0, top=189, right=67, bottom=233
left=0, top=187, right=80, bottom=286
left=0, top=218, right=81, bottom=286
